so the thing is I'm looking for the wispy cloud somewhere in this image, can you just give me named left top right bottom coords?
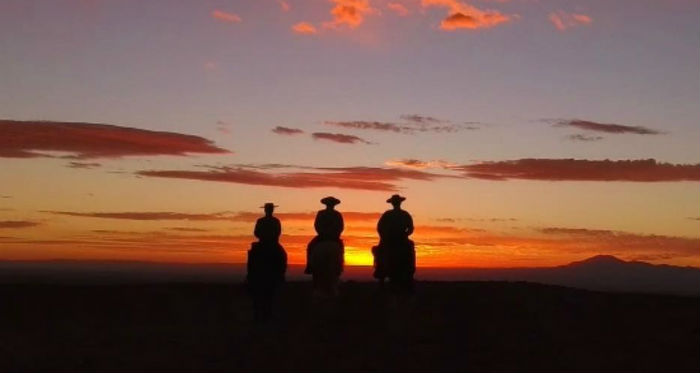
left=549, top=119, right=663, bottom=135
left=292, top=22, right=318, bottom=35
left=549, top=10, right=592, bottom=31
left=136, top=165, right=444, bottom=191
left=216, top=120, right=232, bottom=135
left=567, top=134, right=603, bottom=142
left=325, top=115, right=479, bottom=135
left=43, top=211, right=235, bottom=221
left=272, top=126, right=305, bottom=135
left=387, top=2, right=409, bottom=16
left=454, top=159, right=700, bottom=182
left=385, top=159, right=456, bottom=170
left=421, top=0, right=514, bottom=31
left=312, top=132, right=372, bottom=144
left=0, top=120, right=229, bottom=159
left=167, top=227, right=212, bottom=232
left=278, top=0, right=291, bottom=12
left=0, top=221, right=40, bottom=229
left=67, top=162, right=102, bottom=169
left=539, top=227, right=700, bottom=258
left=323, top=0, right=378, bottom=29
left=399, top=114, right=447, bottom=124
left=211, top=10, right=241, bottom=23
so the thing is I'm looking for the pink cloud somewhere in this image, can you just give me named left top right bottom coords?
left=292, top=22, right=318, bottom=35
left=387, top=2, right=409, bottom=16
left=278, top=0, right=291, bottom=12
left=549, top=10, right=592, bottom=31
left=211, top=10, right=242, bottom=23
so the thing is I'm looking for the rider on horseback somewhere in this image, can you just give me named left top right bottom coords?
left=305, top=196, right=344, bottom=275
left=373, top=194, right=415, bottom=292
left=247, top=202, right=287, bottom=321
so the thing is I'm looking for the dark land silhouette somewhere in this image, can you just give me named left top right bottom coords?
left=2, top=255, right=697, bottom=295
left=1, top=279, right=697, bottom=372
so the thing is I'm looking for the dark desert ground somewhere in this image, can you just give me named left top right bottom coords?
left=1, top=262, right=698, bottom=372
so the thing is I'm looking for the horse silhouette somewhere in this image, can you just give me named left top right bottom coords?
left=308, top=240, right=344, bottom=297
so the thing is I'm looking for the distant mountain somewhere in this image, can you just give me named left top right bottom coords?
left=419, top=255, right=700, bottom=296
left=0, top=256, right=698, bottom=295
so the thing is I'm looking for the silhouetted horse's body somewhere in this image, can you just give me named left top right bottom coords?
left=308, top=240, right=344, bottom=297
left=247, top=241, right=287, bottom=321
left=373, top=239, right=415, bottom=294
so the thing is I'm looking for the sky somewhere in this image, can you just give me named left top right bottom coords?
left=1, top=0, right=699, bottom=268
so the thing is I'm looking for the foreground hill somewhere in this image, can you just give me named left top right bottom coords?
left=1, top=281, right=697, bottom=372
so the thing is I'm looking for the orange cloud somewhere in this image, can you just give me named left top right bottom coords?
left=421, top=0, right=513, bottom=30
left=548, top=10, right=592, bottom=31
left=0, top=120, right=229, bottom=159
left=323, top=0, right=377, bottom=29
left=211, top=10, right=241, bottom=23
left=387, top=2, right=409, bottom=16
left=278, top=0, right=291, bottom=12
left=292, top=22, right=318, bottom=35
left=385, top=159, right=456, bottom=170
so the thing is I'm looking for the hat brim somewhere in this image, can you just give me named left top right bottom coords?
left=260, top=205, right=279, bottom=208
left=386, top=197, right=406, bottom=203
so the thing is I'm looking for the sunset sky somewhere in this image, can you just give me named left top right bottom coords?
left=1, top=0, right=699, bottom=268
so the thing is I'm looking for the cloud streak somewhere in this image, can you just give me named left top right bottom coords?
left=0, top=221, right=40, bottom=229
left=455, top=159, right=700, bottom=182
left=385, top=159, right=456, bottom=170
left=324, top=115, right=478, bottom=135
left=211, top=10, right=241, bottom=23
left=0, top=120, right=229, bottom=159
left=312, top=132, right=372, bottom=144
left=43, top=211, right=235, bottom=221
left=136, top=165, right=444, bottom=191
left=567, top=134, right=603, bottom=142
left=272, top=126, right=305, bottom=135
left=550, top=119, right=663, bottom=135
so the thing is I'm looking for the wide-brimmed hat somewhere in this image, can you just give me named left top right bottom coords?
left=260, top=202, right=278, bottom=209
left=320, top=196, right=341, bottom=206
left=386, top=194, right=406, bottom=204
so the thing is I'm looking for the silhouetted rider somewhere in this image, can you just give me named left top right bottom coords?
left=305, top=196, right=344, bottom=275
left=254, top=203, right=281, bottom=245
left=247, top=202, right=287, bottom=322
left=373, top=194, right=415, bottom=293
